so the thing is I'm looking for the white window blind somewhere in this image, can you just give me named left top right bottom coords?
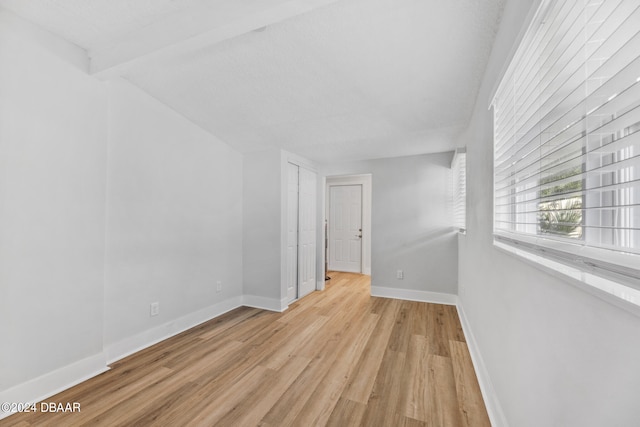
left=452, top=149, right=467, bottom=232
left=492, top=0, right=640, bottom=280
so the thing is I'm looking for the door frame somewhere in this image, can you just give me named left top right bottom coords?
left=297, top=166, right=317, bottom=299
left=286, top=162, right=300, bottom=304
left=325, top=174, right=372, bottom=276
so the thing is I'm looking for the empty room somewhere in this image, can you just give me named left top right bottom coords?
left=1, top=0, right=639, bottom=426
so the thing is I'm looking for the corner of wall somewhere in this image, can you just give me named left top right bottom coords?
left=0, top=7, right=89, bottom=71
left=370, top=286, right=458, bottom=306
left=242, top=295, right=288, bottom=312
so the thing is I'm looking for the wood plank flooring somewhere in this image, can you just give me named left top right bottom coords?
left=2, top=272, right=490, bottom=427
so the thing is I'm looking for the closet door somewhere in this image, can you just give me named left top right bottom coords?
left=298, top=167, right=316, bottom=298
left=286, top=163, right=299, bottom=303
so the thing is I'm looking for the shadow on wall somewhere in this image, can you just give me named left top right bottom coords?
left=387, top=227, right=458, bottom=256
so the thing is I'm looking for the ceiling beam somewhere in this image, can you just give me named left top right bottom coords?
left=90, top=0, right=341, bottom=80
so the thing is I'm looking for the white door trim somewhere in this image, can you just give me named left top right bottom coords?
left=298, top=167, right=317, bottom=298
left=282, top=156, right=318, bottom=305
left=286, top=162, right=299, bottom=303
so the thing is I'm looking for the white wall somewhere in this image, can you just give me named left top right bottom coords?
left=243, top=148, right=284, bottom=310
left=0, top=9, right=107, bottom=393
left=321, top=153, right=458, bottom=297
left=104, top=79, right=243, bottom=359
left=243, top=149, right=318, bottom=311
left=0, top=10, right=247, bottom=407
left=458, top=0, right=640, bottom=426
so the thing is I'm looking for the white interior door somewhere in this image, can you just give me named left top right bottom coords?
left=298, top=167, right=316, bottom=298
left=329, top=185, right=362, bottom=273
left=286, top=163, right=299, bottom=303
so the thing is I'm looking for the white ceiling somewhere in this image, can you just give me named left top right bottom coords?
left=0, top=0, right=204, bottom=50
left=0, top=0, right=505, bottom=163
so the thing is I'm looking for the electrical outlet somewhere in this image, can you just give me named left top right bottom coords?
left=216, top=280, right=222, bottom=293
left=150, top=302, right=160, bottom=317
left=397, top=270, right=404, bottom=279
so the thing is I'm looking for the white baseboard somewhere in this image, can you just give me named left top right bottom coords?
left=456, top=302, right=508, bottom=427
left=370, top=286, right=458, bottom=305
left=242, top=295, right=287, bottom=312
left=105, top=296, right=243, bottom=364
left=0, top=353, right=109, bottom=421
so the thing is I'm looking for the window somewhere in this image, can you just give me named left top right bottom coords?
left=452, top=148, right=467, bottom=232
left=492, top=0, right=640, bottom=289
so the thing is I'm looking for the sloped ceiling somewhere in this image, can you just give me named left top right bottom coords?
left=0, top=0, right=505, bottom=163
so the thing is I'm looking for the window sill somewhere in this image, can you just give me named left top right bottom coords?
left=493, top=239, right=640, bottom=318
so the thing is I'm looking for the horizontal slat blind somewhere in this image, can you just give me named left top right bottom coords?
left=452, top=149, right=466, bottom=231
left=493, top=0, right=640, bottom=260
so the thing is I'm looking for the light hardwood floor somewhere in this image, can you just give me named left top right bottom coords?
left=3, top=272, right=490, bottom=427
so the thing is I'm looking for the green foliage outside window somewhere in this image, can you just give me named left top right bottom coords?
left=538, top=166, right=583, bottom=238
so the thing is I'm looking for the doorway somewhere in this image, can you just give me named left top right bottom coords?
left=326, top=174, right=372, bottom=276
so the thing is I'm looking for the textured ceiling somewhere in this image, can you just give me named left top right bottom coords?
left=0, top=0, right=505, bottom=163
